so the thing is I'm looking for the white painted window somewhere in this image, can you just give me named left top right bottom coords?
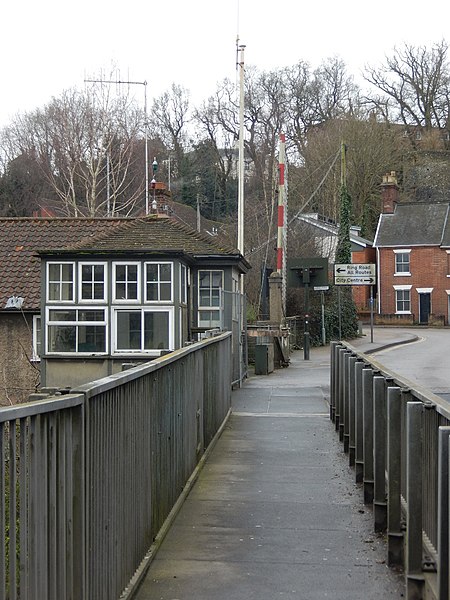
left=113, top=307, right=173, bottom=352
left=180, top=264, right=188, bottom=304
left=145, top=262, right=173, bottom=302
left=113, top=262, right=141, bottom=302
left=79, top=262, right=107, bottom=302
left=198, top=270, right=223, bottom=328
left=394, top=285, right=412, bottom=314
left=394, top=249, right=411, bottom=275
left=32, top=315, right=41, bottom=361
left=47, top=308, right=107, bottom=354
left=47, top=262, right=75, bottom=302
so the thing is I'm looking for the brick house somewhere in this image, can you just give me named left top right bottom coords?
left=374, top=172, right=450, bottom=325
left=0, top=215, right=249, bottom=403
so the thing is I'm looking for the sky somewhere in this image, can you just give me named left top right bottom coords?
left=1, top=0, right=449, bottom=129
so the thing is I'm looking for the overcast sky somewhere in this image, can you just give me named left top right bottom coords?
left=1, top=0, right=448, bottom=128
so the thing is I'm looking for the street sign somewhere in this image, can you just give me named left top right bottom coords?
left=334, top=263, right=376, bottom=286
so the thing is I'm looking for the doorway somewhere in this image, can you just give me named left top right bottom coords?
left=419, top=292, right=431, bottom=324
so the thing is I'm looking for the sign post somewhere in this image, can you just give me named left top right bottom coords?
left=334, top=263, right=376, bottom=342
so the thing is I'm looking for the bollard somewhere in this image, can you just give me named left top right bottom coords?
left=387, top=386, right=403, bottom=567
left=354, top=361, right=364, bottom=483
left=373, top=375, right=387, bottom=532
left=437, top=427, right=450, bottom=600
left=406, top=401, right=425, bottom=598
left=330, top=342, right=340, bottom=422
left=362, top=367, right=374, bottom=504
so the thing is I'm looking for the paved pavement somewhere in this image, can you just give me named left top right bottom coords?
left=135, top=330, right=408, bottom=599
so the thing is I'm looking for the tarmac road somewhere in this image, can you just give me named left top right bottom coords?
left=354, top=326, right=450, bottom=402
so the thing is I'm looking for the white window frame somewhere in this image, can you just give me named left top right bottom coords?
left=393, top=284, right=412, bottom=314
left=144, top=261, right=173, bottom=303
left=112, top=306, right=174, bottom=354
left=32, top=314, right=41, bottom=362
left=198, top=269, right=224, bottom=329
left=47, top=261, right=75, bottom=303
left=46, top=307, right=108, bottom=355
left=180, top=264, right=188, bottom=304
left=393, top=249, right=411, bottom=276
left=112, top=261, right=141, bottom=303
left=78, top=261, right=108, bottom=303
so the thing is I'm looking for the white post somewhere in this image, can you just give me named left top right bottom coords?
left=237, top=42, right=245, bottom=294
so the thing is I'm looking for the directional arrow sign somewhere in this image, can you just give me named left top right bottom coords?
left=334, top=263, right=376, bottom=277
left=334, top=276, right=375, bottom=286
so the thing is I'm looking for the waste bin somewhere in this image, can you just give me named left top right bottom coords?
left=254, top=343, right=274, bottom=375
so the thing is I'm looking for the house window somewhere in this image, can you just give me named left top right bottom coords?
left=180, top=264, right=188, bottom=304
left=145, top=262, right=172, bottom=302
left=113, top=262, right=140, bottom=302
left=79, top=262, right=107, bottom=302
left=114, top=308, right=172, bottom=352
left=47, top=262, right=74, bottom=301
left=32, top=315, right=41, bottom=361
left=47, top=308, right=107, bottom=353
left=394, top=285, right=412, bottom=314
left=394, top=250, right=411, bottom=275
left=198, top=270, right=223, bottom=328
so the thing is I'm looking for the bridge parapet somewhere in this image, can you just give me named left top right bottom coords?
left=331, top=340, right=450, bottom=600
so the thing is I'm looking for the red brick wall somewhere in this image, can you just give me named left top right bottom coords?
left=352, top=247, right=377, bottom=309
left=378, top=246, right=449, bottom=322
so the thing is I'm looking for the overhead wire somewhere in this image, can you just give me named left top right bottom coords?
left=245, top=147, right=341, bottom=257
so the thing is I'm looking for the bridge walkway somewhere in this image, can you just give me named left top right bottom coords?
left=135, top=340, right=407, bottom=599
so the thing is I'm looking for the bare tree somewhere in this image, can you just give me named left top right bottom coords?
left=364, top=40, right=450, bottom=148
left=149, top=83, right=191, bottom=190
left=1, top=86, right=145, bottom=216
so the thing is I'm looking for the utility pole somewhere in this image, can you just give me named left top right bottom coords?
left=85, top=77, right=149, bottom=215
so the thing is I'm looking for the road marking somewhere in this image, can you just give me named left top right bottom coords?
left=232, top=412, right=329, bottom=418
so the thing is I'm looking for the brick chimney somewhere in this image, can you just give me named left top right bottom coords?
left=380, top=171, right=399, bottom=214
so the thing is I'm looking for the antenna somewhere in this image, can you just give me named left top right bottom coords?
left=84, top=76, right=149, bottom=215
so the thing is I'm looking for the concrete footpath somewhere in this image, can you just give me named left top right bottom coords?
left=135, top=332, right=408, bottom=599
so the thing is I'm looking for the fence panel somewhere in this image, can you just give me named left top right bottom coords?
left=0, top=332, right=232, bottom=600
left=330, top=341, right=450, bottom=599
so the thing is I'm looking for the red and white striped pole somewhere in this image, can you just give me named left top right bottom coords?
left=277, top=133, right=286, bottom=272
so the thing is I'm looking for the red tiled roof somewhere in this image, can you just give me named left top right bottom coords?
left=0, top=217, right=127, bottom=310
left=0, top=215, right=245, bottom=312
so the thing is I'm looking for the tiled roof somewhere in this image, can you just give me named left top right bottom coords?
left=0, top=215, right=245, bottom=312
left=56, top=215, right=241, bottom=256
left=374, top=203, right=450, bottom=247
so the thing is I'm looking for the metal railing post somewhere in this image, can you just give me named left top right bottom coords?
left=354, top=361, right=364, bottom=483
left=387, top=386, right=403, bottom=567
left=343, top=352, right=352, bottom=452
left=330, top=341, right=339, bottom=422
left=406, top=401, right=425, bottom=597
left=362, top=367, right=374, bottom=504
left=373, top=375, right=387, bottom=532
left=348, top=355, right=357, bottom=466
left=437, top=426, right=450, bottom=599
left=337, top=348, right=347, bottom=437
